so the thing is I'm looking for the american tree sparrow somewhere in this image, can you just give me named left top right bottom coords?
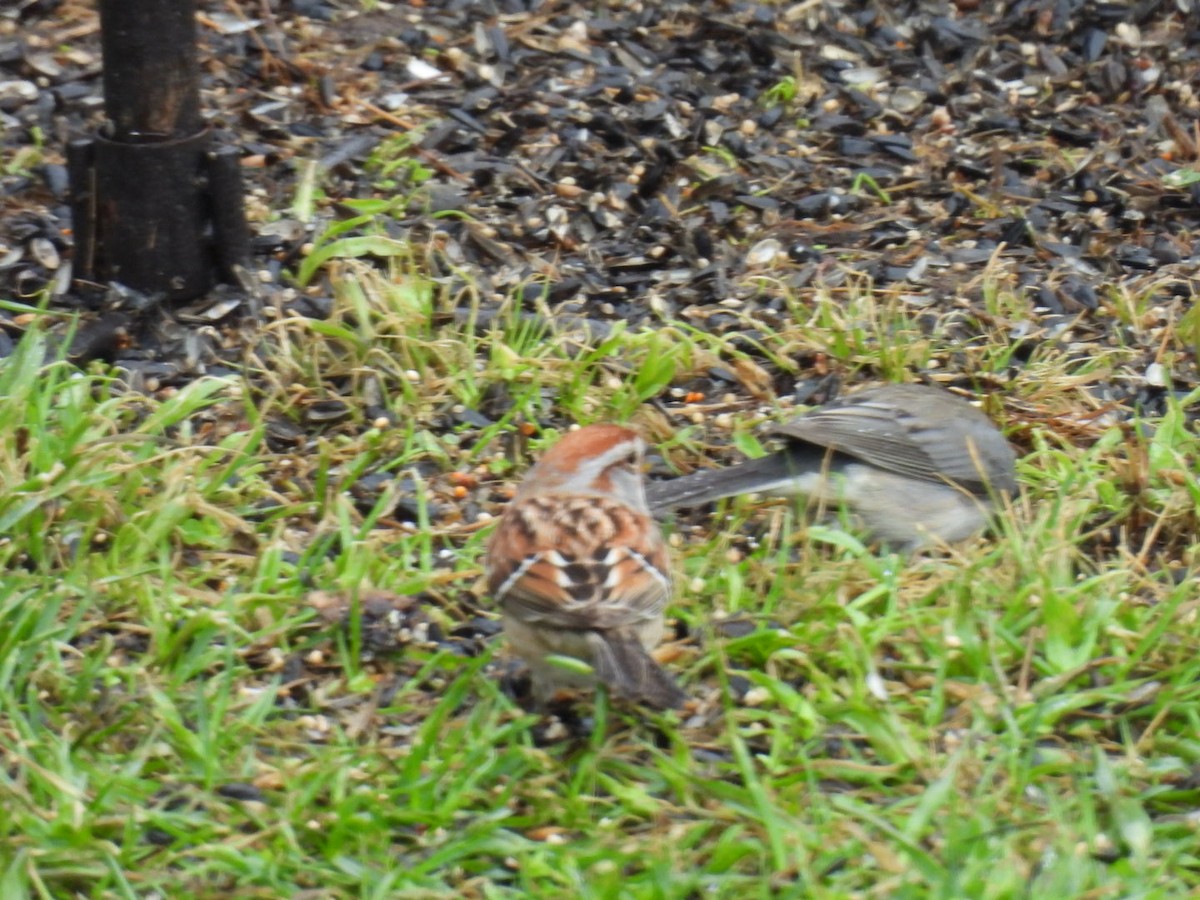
left=645, top=383, right=1017, bottom=549
left=485, top=424, right=686, bottom=709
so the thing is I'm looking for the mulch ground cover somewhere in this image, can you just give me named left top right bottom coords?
left=3, top=0, right=1197, bottom=402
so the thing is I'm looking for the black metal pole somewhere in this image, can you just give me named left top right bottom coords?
left=99, top=0, right=203, bottom=141
left=68, top=0, right=249, bottom=302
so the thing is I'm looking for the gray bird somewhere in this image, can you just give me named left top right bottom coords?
left=644, top=383, right=1017, bottom=548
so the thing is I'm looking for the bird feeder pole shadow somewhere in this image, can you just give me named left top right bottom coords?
left=69, top=0, right=250, bottom=302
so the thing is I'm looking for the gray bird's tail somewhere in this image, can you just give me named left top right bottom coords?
left=645, top=446, right=831, bottom=515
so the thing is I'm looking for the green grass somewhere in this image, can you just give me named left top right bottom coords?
left=2, top=219, right=1199, bottom=899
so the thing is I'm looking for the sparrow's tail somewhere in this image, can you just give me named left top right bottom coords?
left=586, top=628, right=687, bottom=710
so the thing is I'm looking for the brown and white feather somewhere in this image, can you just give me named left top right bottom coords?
left=487, top=494, right=670, bottom=630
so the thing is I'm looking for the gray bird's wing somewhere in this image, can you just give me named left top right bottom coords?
left=772, top=384, right=1017, bottom=494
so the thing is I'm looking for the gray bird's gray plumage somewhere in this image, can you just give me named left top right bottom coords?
left=644, top=383, right=1017, bottom=548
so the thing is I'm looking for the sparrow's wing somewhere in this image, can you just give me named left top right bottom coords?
left=486, top=494, right=671, bottom=631
left=487, top=494, right=685, bottom=709
left=773, top=384, right=1016, bottom=494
